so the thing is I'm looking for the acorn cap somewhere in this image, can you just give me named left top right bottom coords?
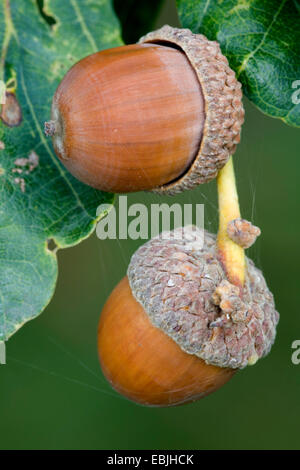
left=127, top=226, right=279, bottom=369
left=139, top=25, right=245, bottom=195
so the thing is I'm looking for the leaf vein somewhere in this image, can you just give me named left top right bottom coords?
left=236, top=0, right=288, bottom=78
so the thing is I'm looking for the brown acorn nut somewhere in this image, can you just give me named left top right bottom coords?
left=98, top=227, right=279, bottom=407
left=45, top=26, right=244, bottom=195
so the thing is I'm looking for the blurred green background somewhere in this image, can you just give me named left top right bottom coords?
left=0, top=0, right=299, bottom=450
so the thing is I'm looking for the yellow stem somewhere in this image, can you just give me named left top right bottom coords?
left=217, top=157, right=245, bottom=287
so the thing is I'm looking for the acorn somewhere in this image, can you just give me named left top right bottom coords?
left=45, top=26, right=244, bottom=195
left=98, top=226, right=279, bottom=407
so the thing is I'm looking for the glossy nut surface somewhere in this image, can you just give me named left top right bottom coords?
left=98, top=277, right=235, bottom=407
left=51, top=43, right=204, bottom=193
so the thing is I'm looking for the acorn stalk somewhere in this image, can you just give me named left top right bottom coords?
left=217, top=157, right=245, bottom=288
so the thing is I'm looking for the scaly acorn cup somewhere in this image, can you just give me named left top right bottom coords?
left=98, top=226, right=279, bottom=407
left=44, top=25, right=244, bottom=195
left=98, top=156, right=279, bottom=407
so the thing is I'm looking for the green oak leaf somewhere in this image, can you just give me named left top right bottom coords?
left=0, top=0, right=122, bottom=341
left=177, top=0, right=300, bottom=127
